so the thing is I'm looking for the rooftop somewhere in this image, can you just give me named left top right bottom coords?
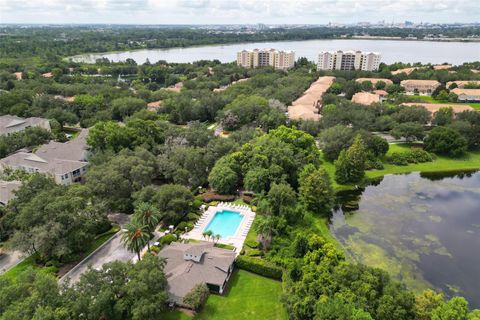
left=0, top=115, right=50, bottom=136
left=158, top=242, right=235, bottom=303
left=451, top=88, right=480, bottom=96
left=402, top=103, right=474, bottom=114
left=400, top=79, right=441, bottom=86
left=351, top=91, right=381, bottom=105
left=356, top=78, right=393, bottom=85
left=0, top=180, right=21, bottom=205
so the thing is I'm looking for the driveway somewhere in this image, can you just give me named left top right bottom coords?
left=60, top=232, right=135, bottom=284
left=0, top=250, right=24, bottom=275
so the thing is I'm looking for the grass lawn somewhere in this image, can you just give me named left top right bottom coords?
left=195, top=270, right=287, bottom=320
left=163, top=311, right=192, bottom=320
left=407, top=95, right=480, bottom=110
left=367, top=144, right=480, bottom=179
left=321, top=144, right=480, bottom=191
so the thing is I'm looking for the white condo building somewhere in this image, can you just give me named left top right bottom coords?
left=236, top=49, right=295, bottom=70
left=317, top=50, right=381, bottom=71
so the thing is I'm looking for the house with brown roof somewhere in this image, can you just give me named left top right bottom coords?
left=392, top=67, right=418, bottom=75
left=288, top=76, right=335, bottom=121
left=433, top=64, right=452, bottom=70
left=451, top=88, right=480, bottom=102
left=0, top=115, right=51, bottom=136
left=402, top=103, right=474, bottom=115
left=0, top=129, right=89, bottom=185
left=400, top=79, right=441, bottom=95
left=351, top=92, right=382, bottom=105
left=42, top=72, right=53, bottom=78
left=446, top=81, right=480, bottom=89
left=158, top=242, right=236, bottom=305
left=13, top=72, right=22, bottom=80
left=147, top=100, right=162, bottom=112
left=355, top=78, right=393, bottom=86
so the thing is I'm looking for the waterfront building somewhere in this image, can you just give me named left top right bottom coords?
left=317, top=50, right=381, bottom=71
left=236, top=49, right=295, bottom=70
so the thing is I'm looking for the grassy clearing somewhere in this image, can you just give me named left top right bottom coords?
left=321, top=144, right=480, bottom=191
left=195, top=270, right=287, bottom=320
left=407, top=95, right=480, bottom=110
left=367, top=144, right=480, bottom=179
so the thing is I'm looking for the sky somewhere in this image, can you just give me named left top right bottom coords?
left=0, top=0, right=479, bottom=25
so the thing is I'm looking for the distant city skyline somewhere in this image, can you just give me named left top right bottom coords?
left=1, top=0, right=479, bottom=25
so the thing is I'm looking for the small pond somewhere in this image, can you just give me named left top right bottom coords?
left=330, top=171, right=480, bottom=308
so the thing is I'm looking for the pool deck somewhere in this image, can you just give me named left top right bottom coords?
left=184, top=203, right=256, bottom=254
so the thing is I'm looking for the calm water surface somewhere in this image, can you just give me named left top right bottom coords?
left=330, top=171, right=480, bottom=308
left=69, top=39, right=480, bottom=65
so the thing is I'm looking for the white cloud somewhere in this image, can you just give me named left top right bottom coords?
left=1, top=0, right=478, bottom=24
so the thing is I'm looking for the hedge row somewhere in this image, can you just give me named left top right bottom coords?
left=235, top=255, right=283, bottom=280
left=200, top=192, right=235, bottom=203
left=387, top=149, right=433, bottom=166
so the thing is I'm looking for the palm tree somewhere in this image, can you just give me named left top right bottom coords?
left=133, top=202, right=161, bottom=250
left=206, top=230, right=214, bottom=242
left=202, top=231, right=207, bottom=240
left=121, top=220, right=150, bottom=261
left=254, top=215, right=276, bottom=252
left=215, top=234, right=221, bottom=244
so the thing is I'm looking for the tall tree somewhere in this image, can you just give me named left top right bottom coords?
left=335, top=135, right=367, bottom=184
left=299, top=165, right=334, bottom=214
left=133, top=202, right=160, bottom=250
left=121, top=220, right=149, bottom=261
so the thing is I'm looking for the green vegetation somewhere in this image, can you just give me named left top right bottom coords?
left=196, top=270, right=287, bottom=320
left=408, top=95, right=480, bottom=110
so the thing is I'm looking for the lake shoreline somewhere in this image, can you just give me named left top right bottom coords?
left=66, top=37, right=480, bottom=64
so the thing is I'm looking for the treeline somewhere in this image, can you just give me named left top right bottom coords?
left=1, top=25, right=479, bottom=59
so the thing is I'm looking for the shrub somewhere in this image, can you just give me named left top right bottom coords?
left=149, top=246, right=161, bottom=254
left=200, top=192, right=235, bottom=203
left=159, top=234, right=176, bottom=246
left=387, top=149, right=433, bottom=166
left=183, top=282, right=210, bottom=311
left=245, top=249, right=264, bottom=257
left=235, top=255, right=283, bottom=280
left=245, top=239, right=259, bottom=249
left=424, top=126, right=468, bottom=158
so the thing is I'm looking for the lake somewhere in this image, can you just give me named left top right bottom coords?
left=330, top=171, right=480, bottom=308
left=69, top=39, right=480, bottom=65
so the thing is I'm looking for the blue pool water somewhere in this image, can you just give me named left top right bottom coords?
left=205, top=210, right=244, bottom=239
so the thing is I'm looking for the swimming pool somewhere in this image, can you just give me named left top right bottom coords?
left=204, top=210, right=244, bottom=239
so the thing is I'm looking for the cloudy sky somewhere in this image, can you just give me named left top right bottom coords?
left=1, top=0, right=479, bottom=25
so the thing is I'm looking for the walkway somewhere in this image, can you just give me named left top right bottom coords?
left=0, top=250, right=24, bottom=275
left=59, top=232, right=135, bottom=284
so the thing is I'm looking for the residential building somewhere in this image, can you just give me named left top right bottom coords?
left=451, top=88, right=480, bottom=102
left=0, top=180, right=21, bottom=206
left=446, top=80, right=480, bottom=88
left=287, top=76, right=335, bottom=121
left=0, top=115, right=51, bottom=136
left=317, top=50, right=381, bottom=71
left=158, top=242, right=236, bottom=305
left=400, top=79, right=441, bottom=95
left=391, top=67, right=418, bottom=75
left=236, top=49, right=295, bottom=70
left=351, top=91, right=382, bottom=105
left=355, top=78, right=393, bottom=86
left=433, top=64, right=452, bottom=70
left=0, top=129, right=89, bottom=185
left=402, top=103, right=474, bottom=115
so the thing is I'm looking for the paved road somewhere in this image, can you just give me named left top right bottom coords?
left=60, top=233, right=135, bottom=284
left=0, top=251, right=24, bottom=275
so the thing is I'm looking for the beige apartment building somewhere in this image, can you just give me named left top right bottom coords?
left=236, top=49, right=295, bottom=70
left=400, top=79, right=441, bottom=95
left=451, top=88, right=480, bottom=102
left=317, top=50, right=381, bottom=71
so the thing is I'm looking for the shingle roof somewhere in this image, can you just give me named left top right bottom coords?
left=0, top=115, right=50, bottom=136
left=351, top=92, right=381, bottom=105
left=0, top=129, right=89, bottom=176
left=355, top=78, right=393, bottom=85
left=158, top=242, right=235, bottom=302
left=402, top=103, right=474, bottom=114
left=451, top=88, right=480, bottom=96
left=0, top=180, right=21, bottom=205
left=446, top=81, right=480, bottom=88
